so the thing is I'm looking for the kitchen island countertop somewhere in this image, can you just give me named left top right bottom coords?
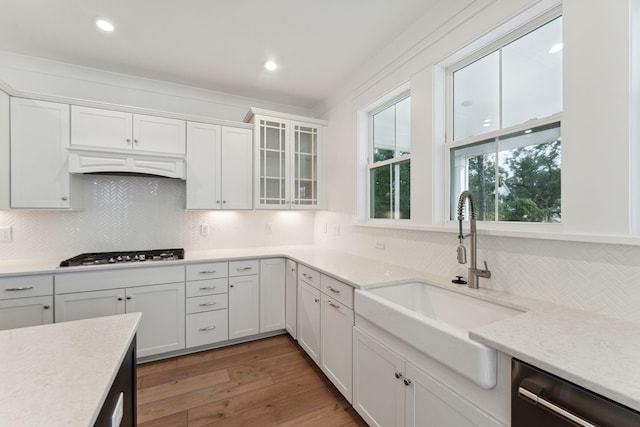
left=0, top=313, right=140, bottom=426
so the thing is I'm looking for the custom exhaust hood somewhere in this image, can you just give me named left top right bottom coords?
left=68, top=149, right=186, bottom=179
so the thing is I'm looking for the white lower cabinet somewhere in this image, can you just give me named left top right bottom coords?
left=54, top=267, right=185, bottom=358
left=0, top=275, right=54, bottom=330
left=353, top=326, right=505, bottom=427
left=0, top=296, right=53, bottom=330
left=320, top=292, right=354, bottom=402
left=259, top=258, right=285, bottom=333
left=353, top=327, right=406, bottom=427
left=228, top=274, right=260, bottom=339
left=186, top=309, right=228, bottom=348
left=284, top=259, right=297, bottom=339
left=297, top=279, right=321, bottom=364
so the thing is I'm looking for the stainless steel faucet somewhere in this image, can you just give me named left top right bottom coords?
left=456, top=191, right=491, bottom=289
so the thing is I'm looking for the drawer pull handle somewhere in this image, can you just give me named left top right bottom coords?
left=395, top=372, right=403, bottom=379
left=327, top=285, right=341, bottom=294
left=5, top=286, right=34, bottom=291
left=314, top=298, right=319, bottom=303
left=404, top=378, right=412, bottom=386
left=199, top=302, right=216, bottom=307
left=518, top=385, right=598, bottom=427
left=328, top=300, right=340, bottom=308
left=302, top=273, right=313, bottom=280
left=199, top=270, right=216, bottom=274
left=237, top=266, right=252, bottom=271
left=199, top=286, right=216, bottom=290
left=199, top=326, right=216, bottom=331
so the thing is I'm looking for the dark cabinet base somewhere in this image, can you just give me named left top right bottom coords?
left=94, top=335, right=137, bottom=427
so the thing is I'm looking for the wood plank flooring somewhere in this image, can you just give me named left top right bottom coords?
left=136, top=335, right=368, bottom=427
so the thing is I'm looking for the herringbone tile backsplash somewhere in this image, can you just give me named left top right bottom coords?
left=315, top=212, right=640, bottom=324
left=0, top=175, right=314, bottom=260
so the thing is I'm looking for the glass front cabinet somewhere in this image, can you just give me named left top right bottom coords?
left=246, top=109, right=325, bottom=209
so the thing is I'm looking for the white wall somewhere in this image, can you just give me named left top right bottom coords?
left=317, top=0, right=640, bottom=323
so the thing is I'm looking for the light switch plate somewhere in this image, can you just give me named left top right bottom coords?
left=0, top=226, right=11, bottom=243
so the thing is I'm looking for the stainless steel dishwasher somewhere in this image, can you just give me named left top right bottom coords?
left=512, top=359, right=640, bottom=426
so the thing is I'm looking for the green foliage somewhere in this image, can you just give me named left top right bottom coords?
left=466, top=139, right=561, bottom=223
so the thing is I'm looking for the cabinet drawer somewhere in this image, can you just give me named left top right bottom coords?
left=298, top=264, right=320, bottom=289
left=321, top=274, right=354, bottom=309
left=186, top=294, right=228, bottom=314
left=186, top=310, right=229, bottom=348
left=186, top=262, right=228, bottom=281
left=55, top=265, right=184, bottom=294
left=229, top=260, right=259, bottom=277
left=186, top=278, right=228, bottom=297
left=0, top=275, right=53, bottom=300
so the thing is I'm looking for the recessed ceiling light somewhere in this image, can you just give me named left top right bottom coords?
left=96, top=19, right=115, bottom=32
left=524, top=129, right=533, bottom=134
left=549, top=42, right=563, bottom=54
left=264, top=60, right=278, bottom=71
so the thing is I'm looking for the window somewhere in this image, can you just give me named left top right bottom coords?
left=448, top=16, right=562, bottom=223
left=368, top=95, right=411, bottom=219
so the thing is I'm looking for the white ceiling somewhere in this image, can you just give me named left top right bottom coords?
left=0, top=0, right=442, bottom=110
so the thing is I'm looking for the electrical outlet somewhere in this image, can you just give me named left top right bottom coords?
left=0, top=226, right=12, bottom=243
left=375, top=240, right=386, bottom=250
left=199, top=224, right=209, bottom=237
left=265, top=223, right=273, bottom=234
left=331, top=224, right=341, bottom=237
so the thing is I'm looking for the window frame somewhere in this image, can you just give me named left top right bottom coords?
left=366, top=92, right=412, bottom=221
left=443, top=10, right=563, bottom=227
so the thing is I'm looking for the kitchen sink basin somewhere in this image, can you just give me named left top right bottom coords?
left=355, top=281, right=523, bottom=389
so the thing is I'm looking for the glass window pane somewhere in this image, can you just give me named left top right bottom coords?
left=370, top=165, right=392, bottom=218
left=502, top=17, right=563, bottom=127
left=497, top=123, right=561, bottom=222
left=395, top=97, right=411, bottom=155
left=453, top=51, right=500, bottom=140
left=396, top=160, right=411, bottom=219
left=373, top=105, right=395, bottom=162
left=451, top=140, right=497, bottom=221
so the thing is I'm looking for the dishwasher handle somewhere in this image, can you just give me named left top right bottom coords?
left=518, top=378, right=598, bottom=427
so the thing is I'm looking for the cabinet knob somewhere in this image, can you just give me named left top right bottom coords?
left=314, top=298, right=319, bottom=303
left=61, top=196, right=68, bottom=201
left=230, top=284, right=235, bottom=288
left=126, top=296, right=132, bottom=300
left=43, top=305, right=50, bottom=310
left=126, top=138, right=131, bottom=144
left=134, top=139, right=139, bottom=144
left=223, top=200, right=227, bottom=204
left=216, top=200, right=221, bottom=204
left=117, top=297, right=123, bottom=301
left=404, top=378, right=412, bottom=386
left=395, top=372, right=403, bottom=379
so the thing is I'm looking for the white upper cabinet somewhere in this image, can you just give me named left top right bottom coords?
left=71, top=106, right=186, bottom=156
left=247, top=109, right=325, bottom=210
left=10, top=97, right=83, bottom=209
left=186, top=122, right=252, bottom=210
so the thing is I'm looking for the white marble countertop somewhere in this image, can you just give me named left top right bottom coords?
left=0, top=313, right=141, bottom=426
left=1, top=245, right=639, bottom=412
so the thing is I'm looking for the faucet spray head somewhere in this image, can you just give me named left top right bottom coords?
left=457, top=242, right=467, bottom=264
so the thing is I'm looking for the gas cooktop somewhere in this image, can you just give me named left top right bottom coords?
left=59, top=248, right=184, bottom=267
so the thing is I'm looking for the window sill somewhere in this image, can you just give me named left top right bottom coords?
left=353, top=220, right=640, bottom=246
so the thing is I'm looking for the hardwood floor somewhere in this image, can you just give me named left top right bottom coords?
left=136, top=335, right=368, bottom=427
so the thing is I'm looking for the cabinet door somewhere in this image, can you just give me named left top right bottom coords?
left=126, top=282, right=185, bottom=358
left=255, top=117, right=289, bottom=209
left=297, top=280, right=321, bottom=364
left=71, top=106, right=133, bottom=151
left=321, top=293, right=354, bottom=402
left=10, top=98, right=78, bottom=208
left=353, top=327, right=406, bottom=427
left=290, top=121, right=320, bottom=209
left=133, top=114, right=186, bottom=155
left=405, top=362, right=504, bottom=427
left=220, top=126, right=253, bottom=209
left=55, top=289, right=126, bottom=322
left=259, top=258, right=285, bottom=333
left=285, top=259, right=297, bottom=339
left=228, top=275, right=260, bottom=339
left=0, top=296, right=53, bottom=330
left=186, top=121, right=221, bottom=209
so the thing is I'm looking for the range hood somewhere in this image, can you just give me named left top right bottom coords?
left=68, top=149, right=185, bottom=179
